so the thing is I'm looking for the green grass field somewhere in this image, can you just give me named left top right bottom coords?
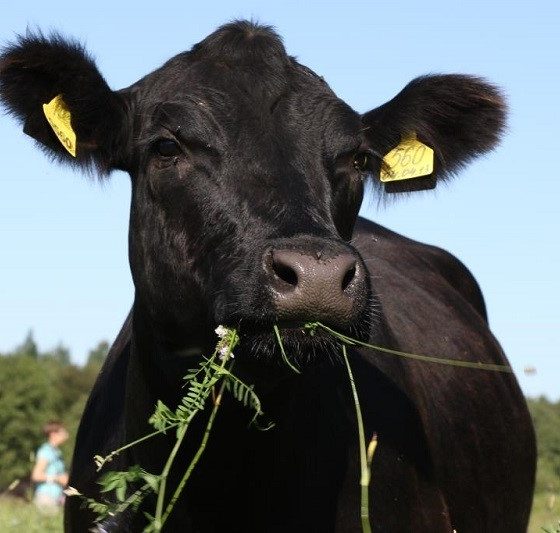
left=0, top=492, right=558, bottom=532
left=0, top=497, right=62, bottom=532
left=531, top=492, right=560, bottom=532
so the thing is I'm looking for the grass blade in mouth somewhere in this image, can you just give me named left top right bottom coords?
left=306, top=322, right=512, bottom=373
left=273, top=324, right=301, bottom=374
left=342, top=344, right=374, bottom=533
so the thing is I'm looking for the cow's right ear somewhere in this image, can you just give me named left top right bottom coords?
left=361, top=74, right=506, bottom=193
left=0, top=33, right=129, bottom=174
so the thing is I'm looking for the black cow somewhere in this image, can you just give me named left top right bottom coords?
left=0, top=21, right=535, bottom=532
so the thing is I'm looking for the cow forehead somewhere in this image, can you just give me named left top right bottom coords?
left=133, top=61, right=362, bottom=155
left=134, top=21, right=298, bottom=111
left=136, top=57, right=328, bottom=115
left=129, top=22, right=362, bottom=147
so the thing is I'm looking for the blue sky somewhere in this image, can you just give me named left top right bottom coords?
left=0, top=0, right=558, bottom=399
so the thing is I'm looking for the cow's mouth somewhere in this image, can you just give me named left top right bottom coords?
left=230, top=319, right=362, bottom=369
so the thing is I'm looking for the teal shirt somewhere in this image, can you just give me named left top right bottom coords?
left=34, top=443, right=65, bottom=500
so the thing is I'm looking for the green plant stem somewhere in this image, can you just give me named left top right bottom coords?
left=311, top=322, right=512, bottom=373
left=152, top=365, right=217, bottom=530
left=273, top=324, right=301, bottom=374
left=153, top=424, right=189, bottom=531
left=341, top=344, right=372, bottom=533
left=160, top=368, right=230, bottom=527
left=154, top=332, right=237, bottom=531
left=95, top=427, right=180, bottom=471
left=114, top=482, right=151, bottom=516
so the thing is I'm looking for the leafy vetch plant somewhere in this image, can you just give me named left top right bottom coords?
left=68, top=320, right=512, bottom=532
left=68, top=326, right=268, bottom=532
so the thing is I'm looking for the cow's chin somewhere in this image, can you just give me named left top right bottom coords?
left=231, top=317, right=369, bottom=369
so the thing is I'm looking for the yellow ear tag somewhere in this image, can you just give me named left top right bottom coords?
left=380, top=133, right=433, bottom=182
left=42, top=95, right=77, bottom=157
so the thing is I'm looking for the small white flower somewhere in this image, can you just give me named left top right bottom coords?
left=64, top=486, right=82, bottom=497
left=215, top=325, right=228, bottom=339
left=218, top=344, right=234, bottom=360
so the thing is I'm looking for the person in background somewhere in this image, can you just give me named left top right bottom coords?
left=31, top=420, right=69, bottom=512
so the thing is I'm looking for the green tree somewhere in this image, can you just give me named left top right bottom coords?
left=43, top=342, right=71, bottom=365
left=0, top=354, right=57, bottom=488
left=86, top=340, right=109, bottom=368
left=0, top=333, right=105, bottom=489
left=14, top=330, right=39, bottom=358
left=527, top=397, right=560, bottom=494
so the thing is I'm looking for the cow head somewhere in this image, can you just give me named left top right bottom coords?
left=0, top=22, right=505, bottom=364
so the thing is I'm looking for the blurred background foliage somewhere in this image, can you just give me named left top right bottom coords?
left=529, top=397, right=560, bottom=494
left=0, top=332, right=108, bottom=489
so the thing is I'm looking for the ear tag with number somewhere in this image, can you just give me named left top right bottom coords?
left=42, top=95, right=77, bottom=157
left=380, top=133, right=433, bottom=182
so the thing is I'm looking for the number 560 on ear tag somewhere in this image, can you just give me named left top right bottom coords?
left=380, top=133, right=433, bottom=182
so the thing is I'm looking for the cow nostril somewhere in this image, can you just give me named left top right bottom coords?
left=272, top=260, right=298, bottom=287
left=341, top=264, right=357, bottom=291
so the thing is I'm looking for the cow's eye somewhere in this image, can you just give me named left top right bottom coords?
left=353, top=152, right=370, bottom=172
left=154, top=138, right=182, bottom=157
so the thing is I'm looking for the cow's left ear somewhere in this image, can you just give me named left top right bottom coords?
left=0, top=32, right=129, bottom=174
left=362, top=74, right=506, bottom=192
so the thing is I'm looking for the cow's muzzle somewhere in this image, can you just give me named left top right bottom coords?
left=263, top=239, right=367, bottom=328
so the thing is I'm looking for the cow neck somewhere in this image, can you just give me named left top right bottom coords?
left=124, top=303, right=204, bottom=450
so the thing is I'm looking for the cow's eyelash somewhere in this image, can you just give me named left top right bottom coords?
left=357, top=149, right=386, bottom=172
left=153, top=138, right=182, bottom=158
left=141, top=131, right=179, bottom=150
left=145, top=125, right=219, bottom=155
left=141, top=134, right=211, bottom=155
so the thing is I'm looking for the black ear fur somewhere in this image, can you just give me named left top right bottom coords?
left=0, top=32, right=129, bottom=174
left=362, top=74, right=506, bottom=191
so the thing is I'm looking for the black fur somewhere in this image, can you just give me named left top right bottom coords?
left=0, top=20, right=534, bottom=532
